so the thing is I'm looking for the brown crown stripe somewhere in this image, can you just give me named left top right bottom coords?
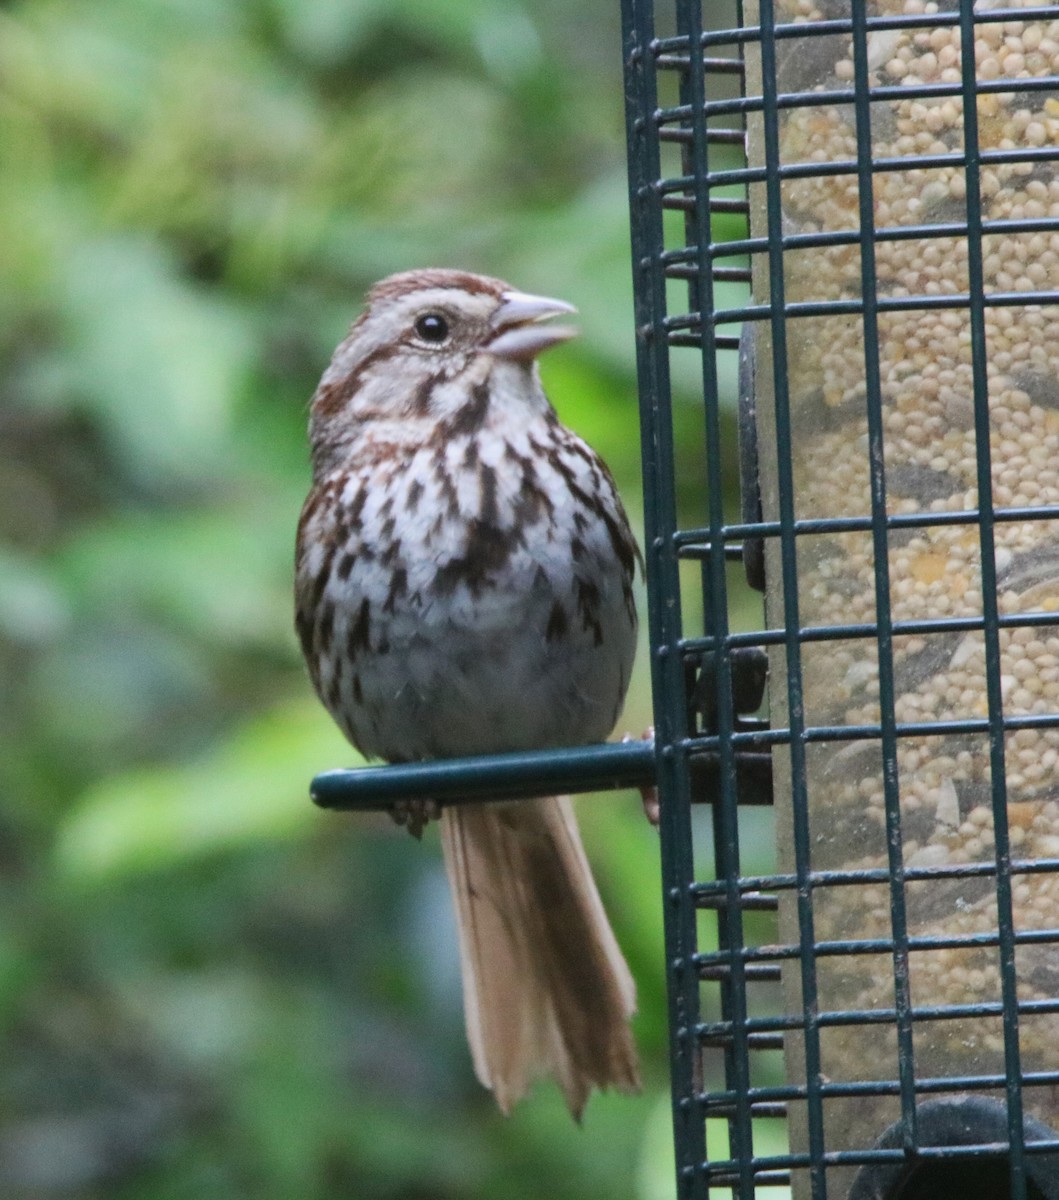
left=367, top=270, right=507, bottom=304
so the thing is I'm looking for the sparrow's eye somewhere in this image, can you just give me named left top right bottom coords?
left=414, top=313, right=450, bottom=343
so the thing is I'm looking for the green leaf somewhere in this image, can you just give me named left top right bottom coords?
left=0, top=548, right=69, bottom=644
left=53, top=494, right=300, bottom=649
left=54, top=698, right=356, bottom=881
left=54, top=236, right=257, bottom=483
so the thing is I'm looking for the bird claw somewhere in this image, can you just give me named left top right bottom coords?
left=390, top=798, right=442, bottom=840
left=622, top=728, right=659, bottom=828
left=640, top=787, right=660, bottom=828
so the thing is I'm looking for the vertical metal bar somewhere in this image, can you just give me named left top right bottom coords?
left=621, top=1, right=707, bottom=1196
left=956, top=2, right=1026, bottom=1195
left=675, top=1, right=755, bottom=1195
left=848, top=0, right=919, bottom=1152
left=755, top=0, right=827, bottom=1195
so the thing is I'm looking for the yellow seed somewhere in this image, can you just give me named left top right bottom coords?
left=911, top=553, right=950, bottom=583
left=1009, top=802, right=1038, bottom=830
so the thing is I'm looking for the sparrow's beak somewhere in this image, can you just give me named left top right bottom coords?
left=487, top=290, right=578, bottom=362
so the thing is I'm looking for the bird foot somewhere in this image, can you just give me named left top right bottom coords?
left=390, top=798, right=442, bottom=840
left=622, top=728, right=659, bottom=828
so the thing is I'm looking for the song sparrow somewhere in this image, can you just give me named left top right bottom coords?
left=295, top=268, right=641, bottom=1117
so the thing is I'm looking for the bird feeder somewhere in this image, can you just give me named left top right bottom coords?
left=308, top=0, right=1059, bottom=1195
left=623, top=0, right=1059, bottom=1195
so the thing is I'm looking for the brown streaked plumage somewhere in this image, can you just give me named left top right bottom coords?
left=295, top=268, right=641, bottom=1118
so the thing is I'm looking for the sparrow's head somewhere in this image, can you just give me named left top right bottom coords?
left=360, top=269, right=577, bottom=365
left=308, top=269, right=578, bottom=471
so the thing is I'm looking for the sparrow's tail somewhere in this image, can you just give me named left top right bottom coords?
left=439, top=795, right=640, bottom=1119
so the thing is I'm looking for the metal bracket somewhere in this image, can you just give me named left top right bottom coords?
left=684, top=642, right=772, bottom=806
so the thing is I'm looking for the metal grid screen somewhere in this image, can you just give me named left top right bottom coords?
left=622, top=0, right=1059, bottom=1197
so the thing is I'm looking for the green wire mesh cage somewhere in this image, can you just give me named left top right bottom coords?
left=622, top=0, right=1059, bottom=1196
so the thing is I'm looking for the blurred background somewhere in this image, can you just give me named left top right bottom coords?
left=0, top=0, right=745, bottom=1196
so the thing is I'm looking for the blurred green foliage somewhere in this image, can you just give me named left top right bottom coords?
left=0, top=0, right=748, bottom=1196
